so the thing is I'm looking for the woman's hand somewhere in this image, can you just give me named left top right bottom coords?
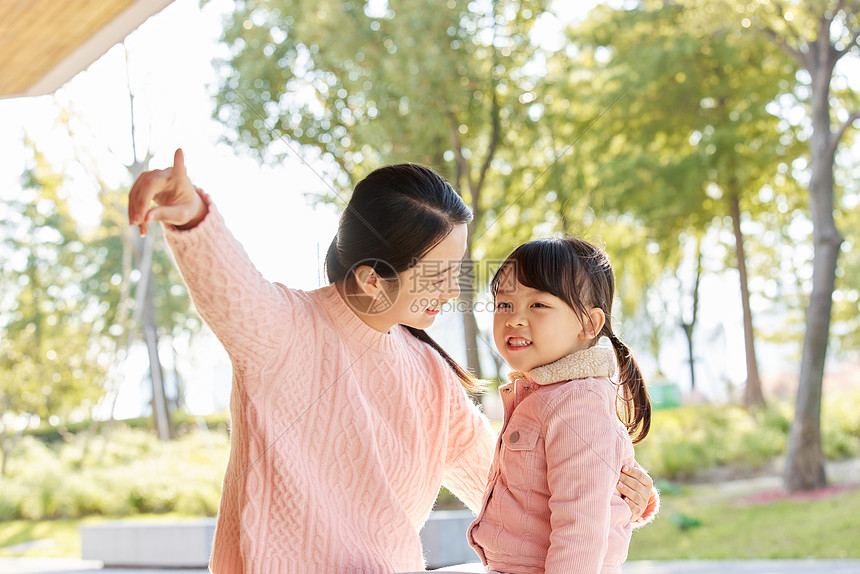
left=128, top=148, right=207, bottom=235
left=617, top=464, right=654, bottom=522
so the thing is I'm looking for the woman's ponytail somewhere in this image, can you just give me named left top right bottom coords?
left=607, top=330, right=651, bottom=444
left=404, top=326, right=484, bottom=394
left=325, top=234, right=347, bottom=283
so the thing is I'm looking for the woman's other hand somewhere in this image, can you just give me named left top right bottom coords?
left=617, top=463, right=654, bottom=522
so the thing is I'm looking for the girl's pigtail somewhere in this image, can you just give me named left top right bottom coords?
left=607, top=331, right=651, bottom=444
left=404, top=326, right=484, bottom=395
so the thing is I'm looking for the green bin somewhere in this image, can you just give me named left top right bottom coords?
left=648, top=380, right=681, bottom=409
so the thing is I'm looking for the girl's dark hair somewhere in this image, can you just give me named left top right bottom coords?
left=490, top=237, right=651, bottom=443
left=325, top=163, right=481, bottom=393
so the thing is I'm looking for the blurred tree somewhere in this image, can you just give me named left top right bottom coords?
left=63, top=63, right=202, bottom=439
left=748, top=0, right=860, bottom=492
left=563, top=0, right=799, bottom=409
left=59, top=43, right=203, bottom=439
left=79, top=184, right=201, bottom=438
left=212, top=0, right=550, bottom=379
left=0, top=144, right=105, bottom=476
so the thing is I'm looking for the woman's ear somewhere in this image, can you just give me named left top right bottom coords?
left=579, top=307, right=606, bottom=340
left=352, top=265, right=382, bottom=297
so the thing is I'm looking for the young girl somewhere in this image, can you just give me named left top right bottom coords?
left=128, top=151, right=656, bottom=572
left=468, top=237, right=656, bottom=574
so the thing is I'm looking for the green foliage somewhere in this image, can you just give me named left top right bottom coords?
left=214, top=0, right=545, bottom=196
left=26, top=410, right=231, bottom=443
left=0, top=427, right=229, bottom=521
left=821, top=388, right=860, bottom=459
left=637, top=404, right=786, bottom=479
left=1, top=135, right=204, bottom=473
left=669, top=512, right=702, bottom=531
left=636, top=389, right=860, bottom=480
left=568, top=0, right=798, bottom=230
left=0, top=145, right=107, bottom=475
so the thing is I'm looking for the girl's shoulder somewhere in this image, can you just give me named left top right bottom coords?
left=538, top=376, right=618, bottom=418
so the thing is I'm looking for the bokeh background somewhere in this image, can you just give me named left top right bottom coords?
left=0, top=0, right=858, bottom=562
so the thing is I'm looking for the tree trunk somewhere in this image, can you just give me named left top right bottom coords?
left=679, top=238, right=703, bottom=391
left=0, top=438, right=10, bottom=478
left=682, top=322, right=696, bottom=391
left=460, top=230, right=483, bottom=380
left=124, top=82, right=170, bottom=439
left=729, top=193, right=766, bottom=410
left=784, top=22, right=844, bottom=492
left=0, top=425, right=24, bottom=478
left=135, top=230, right=173, bottom=440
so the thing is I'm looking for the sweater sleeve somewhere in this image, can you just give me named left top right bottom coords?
left=163, top=196, right=305, bottom=372
left=441, top=375, right=495, bottom=514
left=543, top=388, right=623, bottom=574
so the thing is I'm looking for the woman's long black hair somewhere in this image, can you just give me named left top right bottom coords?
left=325, top=163, right=481, bottom=393
left=491, top=237, right=651, bottom=443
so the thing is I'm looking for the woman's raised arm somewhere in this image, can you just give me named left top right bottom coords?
left=128, top=149, right=305, bottom=371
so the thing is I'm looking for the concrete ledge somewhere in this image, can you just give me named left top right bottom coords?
left=80, top=519, right=215, bottom=568
left=80, top=510, right=477, bottom=569
left=420, top=510, right=479, bottom=569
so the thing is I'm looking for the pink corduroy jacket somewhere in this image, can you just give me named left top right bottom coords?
left=468, top=346, right=659, bottom=574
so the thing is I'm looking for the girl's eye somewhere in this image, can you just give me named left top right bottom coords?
left=531, top=302, right=548, bottom=308
left=495, top=302, right=512, bottom=311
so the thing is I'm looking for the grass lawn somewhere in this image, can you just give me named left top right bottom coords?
left=629, top=483, right=860, bottom=560
left=0, top=513, right=206, bottom=558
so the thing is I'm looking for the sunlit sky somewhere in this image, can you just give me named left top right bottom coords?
left=3, top=0, right=851, bottom=419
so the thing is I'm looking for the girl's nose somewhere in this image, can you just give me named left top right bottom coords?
left=505, top=310, right=526, bottom=327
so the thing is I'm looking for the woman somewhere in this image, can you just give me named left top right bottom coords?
left=128, top=149, right=656, bottom=573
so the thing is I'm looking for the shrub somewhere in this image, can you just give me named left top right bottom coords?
left=2, top=427, right=229, bottom=520
left=635, top=388, right=860, bottom=481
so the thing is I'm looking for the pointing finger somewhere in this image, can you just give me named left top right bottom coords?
left=173, top=148, right=186, bottom=183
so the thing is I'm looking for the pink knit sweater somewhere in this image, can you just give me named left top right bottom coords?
left=164, top=200, right=495, bottom=573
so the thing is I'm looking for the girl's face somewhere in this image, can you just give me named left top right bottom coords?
left=493, top=267, right=600, bottom=373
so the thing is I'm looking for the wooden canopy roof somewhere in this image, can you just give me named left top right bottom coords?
left=0, top=0, right=174, bottom=99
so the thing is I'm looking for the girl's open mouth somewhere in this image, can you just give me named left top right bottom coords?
left=506, top=336, right=532, bottom=349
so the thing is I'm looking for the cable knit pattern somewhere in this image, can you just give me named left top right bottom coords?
left=163, top=199, right=495, bottom=573
left=468, top=347, right=658, bottom=574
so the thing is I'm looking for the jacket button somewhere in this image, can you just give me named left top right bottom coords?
left=510, top=431, right=520, bottom=443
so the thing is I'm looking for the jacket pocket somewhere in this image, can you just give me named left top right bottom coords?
left=500, top=422, right=541, bottom=488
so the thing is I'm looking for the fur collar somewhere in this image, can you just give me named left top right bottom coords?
left=507, top=345, right=616, bottom=386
